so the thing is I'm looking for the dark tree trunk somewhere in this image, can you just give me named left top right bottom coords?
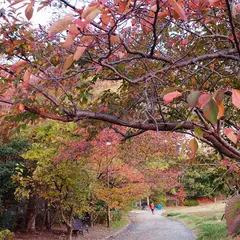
left=107, top=205, right=110, bottom=228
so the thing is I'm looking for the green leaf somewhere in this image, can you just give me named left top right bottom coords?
left=187, top=91, right=201, bottom=107
left=194, top=127, right=203, bottom=138
left=202, top=98, right=219, bottom=124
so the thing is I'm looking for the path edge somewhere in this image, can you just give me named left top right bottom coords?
left=101, top=220, right=132, bottom=240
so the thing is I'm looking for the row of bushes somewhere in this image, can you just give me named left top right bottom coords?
left=184, top=199, right=199, bottom=206
left=0, top=229, right=14, bottom=240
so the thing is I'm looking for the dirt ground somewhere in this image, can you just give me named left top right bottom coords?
left=14, top=225, right=118, bottom=240
left=13, top=202, right=225, bottom=240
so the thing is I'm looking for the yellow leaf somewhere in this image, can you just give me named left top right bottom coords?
left=63, top=55, right=74, bottom=72
left=25, top=3, right=33, bottom=20
left=73, top=47, right=87, bottom=61
left=189, top=138, right=198, bottom=158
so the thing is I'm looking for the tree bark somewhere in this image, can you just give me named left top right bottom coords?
left=147, top=196, right=150, bottom=206
left=25, top=196, right=37, bottom=232
left=107, top=205, right=111, bottom=228
left=12, top=105, right=240, bottom=161
left=66, top=225, right=73, bottom=240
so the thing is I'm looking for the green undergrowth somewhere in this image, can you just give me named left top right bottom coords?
left=164, top=212, right=229, bottom=240
left=110, top=217, right=128, bottom=230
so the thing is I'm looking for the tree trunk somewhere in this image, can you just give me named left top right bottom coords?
left=139, top=200, right=142, bottom=207
left=25, top=196, right=37, bottom=232
left=66, top=225, right=73, bottom=240
left=147, top=196, right=150, bottom=206
left=107, top=205, right=111, bottom=228
left=89, top=213, right=94, bottom=227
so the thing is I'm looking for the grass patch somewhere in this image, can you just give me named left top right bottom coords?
left=110, top=218, right=128, bottom=230
left=166, top=212, right=228, bottom=240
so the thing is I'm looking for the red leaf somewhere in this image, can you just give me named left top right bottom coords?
left=225, top=194, right=240, bottom=236
left=232, top=89, right=240, bottom=109
left=25, top=3, right=33, bottom=20
left=224, top=128, right=238, bottom=144
left=197, top=93, right=211, bottom=107
left=163, top=91, right=182, bottom=104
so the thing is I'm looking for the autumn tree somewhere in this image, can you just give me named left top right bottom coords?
left=0, top=0, right=239, bottom=161
left=13, top=122, right=91, bottom=239
left=0, top=1, right=240, bottom=234
left=89, top=128, right=148, bottom=227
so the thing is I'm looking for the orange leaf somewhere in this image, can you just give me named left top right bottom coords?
left=79, top=36, right=94, bottom=45
left=68, top=24, right=79, bottom=35
left=158, top=10, right=169, bottom=19
left=62, top=35, right=74, bottom=49
left=101, top=13, right=111, bottom=27
left=110, top=35, right=121, bottom=43
left=19, top=104, right=25, bottom=112
left=169, top=0, right=187, bottom=21
left=163, top=91, right=182, bottom=104
left=63, top=55, right=74, bottom=72
left=49, top=14, right=74, bottom=36
left=217, top=101, right=224, bottom=119
left=23, top=69, right=31, bottom=83
left=25, top=3, right=33, bottom=20
left=73, top=47, right=87, bottom=61
left=232, top=89, right=240, bottom=109
left=85, top=8, right=101, bottom=23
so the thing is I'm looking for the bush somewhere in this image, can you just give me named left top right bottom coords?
left=111, top=209, right=122, bottom=221
left=184, top=199, right=199, bottom=206
left=0, top=229, right=14, bottom=240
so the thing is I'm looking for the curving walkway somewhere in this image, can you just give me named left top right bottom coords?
left=110, top=210, right=196, bottom=240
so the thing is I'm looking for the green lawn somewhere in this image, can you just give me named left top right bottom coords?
left=164, top=211, right=229, bottom=240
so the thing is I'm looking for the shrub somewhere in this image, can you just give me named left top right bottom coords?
left=111, top=210, right=122, bottom=221
left=184, top=199, right=199, bottom=206
left=0, top=229, right=14, bottom=240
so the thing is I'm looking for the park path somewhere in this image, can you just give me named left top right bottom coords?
left=109, top=210, right=196, bottom=240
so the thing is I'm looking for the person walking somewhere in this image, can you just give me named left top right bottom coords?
left=150, top=202, right=155, bottom=215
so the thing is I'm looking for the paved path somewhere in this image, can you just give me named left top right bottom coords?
left=110, top=210, right=196, bottom=240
